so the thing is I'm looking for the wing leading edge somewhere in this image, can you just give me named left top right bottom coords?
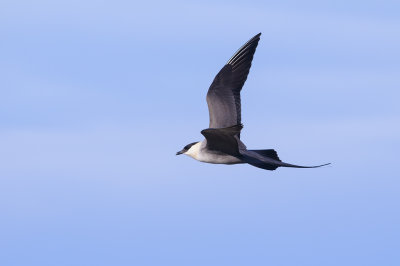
left=206, top=33, right=261, bottom=129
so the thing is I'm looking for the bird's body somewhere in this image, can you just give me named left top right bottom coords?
left=177, top=33, right=329, bottom=171
left=185, top=141, right=244, bottom=165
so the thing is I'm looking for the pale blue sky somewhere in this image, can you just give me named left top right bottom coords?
left=1, top=1, right=399, bottom=265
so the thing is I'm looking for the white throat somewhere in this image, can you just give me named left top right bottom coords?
left=184, top=142, right=202, bottom=160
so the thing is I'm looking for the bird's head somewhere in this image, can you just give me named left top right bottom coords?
left=176, top=142, right=200, bottom=156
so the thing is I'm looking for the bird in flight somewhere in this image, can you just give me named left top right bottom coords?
left=176, top=33, right=330, bottom=171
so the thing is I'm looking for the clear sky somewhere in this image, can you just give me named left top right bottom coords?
left=1, top=0, right=399, bottom=265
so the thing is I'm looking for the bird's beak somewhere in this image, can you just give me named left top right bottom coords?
left=176, top=150, right=184, bottom=155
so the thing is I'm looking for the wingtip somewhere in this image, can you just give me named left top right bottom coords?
left=252, top=32, right=262, bottom=39
left=226, top=33, right=262, bottom=66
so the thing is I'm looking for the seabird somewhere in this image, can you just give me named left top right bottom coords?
left=176, top=33, right=330, bottom=171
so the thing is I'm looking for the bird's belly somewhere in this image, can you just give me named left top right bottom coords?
left=197, top=151, right=243, bottom=165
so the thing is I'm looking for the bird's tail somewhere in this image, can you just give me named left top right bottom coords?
left=276, top=161, right=331, bottom=168
left=244, top=149, right=331, bottom=171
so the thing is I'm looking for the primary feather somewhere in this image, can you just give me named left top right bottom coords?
left=206, top=33, right=261, bottom=129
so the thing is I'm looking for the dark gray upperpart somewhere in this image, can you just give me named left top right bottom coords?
left=201, top=124, right=244, bottom=156
left=206, top=33, right=261, bottom=129
left=200, top=124, right=330, bottom=171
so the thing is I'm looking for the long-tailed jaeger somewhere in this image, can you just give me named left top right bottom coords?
left=177, top=33, right=330, bottom=171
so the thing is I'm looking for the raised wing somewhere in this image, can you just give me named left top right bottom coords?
left=206, top=33, right=261, bottom=128
left=200, top=124, right=243, bottom=156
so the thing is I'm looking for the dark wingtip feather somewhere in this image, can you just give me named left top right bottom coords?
left=227, top=33, right=261, bottom=66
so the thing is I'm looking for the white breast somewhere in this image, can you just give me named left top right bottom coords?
left=184, top=141, right=243, bottom=165
left=185, top=142, right=202, bottom=159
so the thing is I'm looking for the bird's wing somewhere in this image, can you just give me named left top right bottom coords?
left=206, top=33, right=261, bottom=129
left=200, top=124, right=244, bottom=156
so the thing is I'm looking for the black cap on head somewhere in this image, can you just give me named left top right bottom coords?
left=176, top=142, right=198, bottom=155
